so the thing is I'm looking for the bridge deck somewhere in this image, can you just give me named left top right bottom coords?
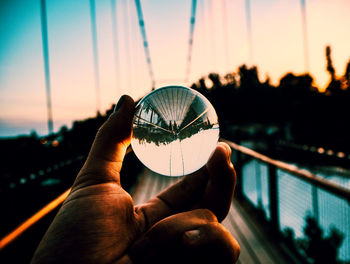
left=131, top=168, right=293, bottom=264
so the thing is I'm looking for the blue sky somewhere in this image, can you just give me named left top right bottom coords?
left=1, top=0, right=350, bottom=137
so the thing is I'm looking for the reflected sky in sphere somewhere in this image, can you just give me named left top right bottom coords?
left=131, top=86, right=219, bottom=177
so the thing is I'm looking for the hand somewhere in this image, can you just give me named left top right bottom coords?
left=31, top=95, right=240, bottom=264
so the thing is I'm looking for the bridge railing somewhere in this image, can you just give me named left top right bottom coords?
left=221, top=139, right=350, bottom=262
left=1, top=139, right=350, bottom=262
left=0, top=148, right=132, bottom=250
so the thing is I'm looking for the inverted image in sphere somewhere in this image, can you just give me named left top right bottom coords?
left=131, top=86, right=219, bottom=177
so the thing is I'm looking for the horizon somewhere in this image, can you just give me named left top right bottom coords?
left=1, top=0, right=350, bottom=137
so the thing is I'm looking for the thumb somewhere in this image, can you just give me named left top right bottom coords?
left=73, top=95, right=135, bottom=189
left=182, top=222, right=240, bottom=263
left=127, top=209, right=239, bottom=264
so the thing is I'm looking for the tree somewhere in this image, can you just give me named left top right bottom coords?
left=342, top=60, right=350, bottom=91
left=279, top=72, right=316, bottom=97
left=238, top=65, right=260, bottom=90
left=298, top=215, right=344, bottom=264
left=325, top=46, right=342, bottom=95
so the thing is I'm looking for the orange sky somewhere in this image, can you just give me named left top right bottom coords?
left=1, top=0, right=350, bottom=136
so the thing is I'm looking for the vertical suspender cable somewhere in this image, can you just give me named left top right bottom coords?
left=300, top=0, right=310, bottom=72
left=123, top=0, right=132, bottom=95
left=207, top=0, right=216, bottom=72
left=200, top=0, right=209, bottom=76
left=130, top=0, right=142, bottom=97
left=245, top=0, right=253, bottom=65
left=40, top=0, right=54, bottom=134
left=110, top=0, right=120, bottom=98
left=185, top=0, right=197, bottom=84
left=89, top=0, right=101, bottom=113
left=134, top=0, right=156, bottom=90
left=127, top=0, right=137, bottom=97
left=221, top=0, right=229, bottom=72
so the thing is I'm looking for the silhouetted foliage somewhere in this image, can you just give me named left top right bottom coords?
left=189, top=46, right=350, bottom=158
left=279, top=72, right=317, bottom=97
left=282, top=215, right=345, bottom=264
left=326, top=46, right=336, bottom=80
left=342, top=60, right=350, bottom=90
left=326, top=46, right=342, bottom=95
left=298, top=215, right=344, bottom=264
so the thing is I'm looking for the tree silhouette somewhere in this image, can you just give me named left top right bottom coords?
left=238, top=65, right=260, bottom=90
left=326, top=46, right=335, bottom=80
left=326, top=46, right=342, bottom=95
left=342, top=60, right=350, bottom=91
left=279, top=72, right=316, bottom=97
left=298, top=215, right=344, bottom=264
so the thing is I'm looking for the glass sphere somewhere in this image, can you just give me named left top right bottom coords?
left=131, top=86, right=219, bottom=177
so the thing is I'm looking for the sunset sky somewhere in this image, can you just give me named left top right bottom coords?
left=1, top=0, right=350, bottom=137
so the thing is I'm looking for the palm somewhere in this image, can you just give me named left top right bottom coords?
left=55, top=183, right=137, bottom=263
left=31, top=95, right=238, bottom=264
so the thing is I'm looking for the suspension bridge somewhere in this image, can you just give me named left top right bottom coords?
left=0, top=0, right=349, bottom=263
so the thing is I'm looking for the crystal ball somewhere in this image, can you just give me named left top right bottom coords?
left=131, top=86, right=219, bottom=176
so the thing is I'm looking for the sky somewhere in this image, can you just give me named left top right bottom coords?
left=1, top=0, right=350, bottom=137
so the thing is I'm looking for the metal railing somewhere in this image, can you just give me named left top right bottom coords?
left=0, top=148, right=132, bottom=250
left=222, top=139, right=350, bottom=262
left=1, top=140, right=350, bottom=262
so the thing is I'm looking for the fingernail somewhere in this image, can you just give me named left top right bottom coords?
left=114, top=95, right=126, bottom=112
left=184, top=229, right=201, bottom=241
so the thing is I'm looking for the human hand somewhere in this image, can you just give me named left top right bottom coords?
left=31, top=95, right=240, bottom=264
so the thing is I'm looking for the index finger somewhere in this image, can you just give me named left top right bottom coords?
left=73, top=95, right=135, bottom=190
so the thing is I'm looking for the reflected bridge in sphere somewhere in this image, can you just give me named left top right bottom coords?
left=131, top=86, right=219, bottom=177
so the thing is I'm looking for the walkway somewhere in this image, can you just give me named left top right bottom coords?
left=131, top=168, right=293, bottom=264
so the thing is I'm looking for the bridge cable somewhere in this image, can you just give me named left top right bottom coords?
left=127, top=0, right=138, bottom=97
left=89, top=0, right=101, bottom=113
left=245, top=0, right=253, bottom=65
left=207, top=0, right=216, bottom=72
left=300, top=0, right=310, bottom=72
left=134, top=0, right=156, bottom=90
left=110, top=0, right=121, bottom=98
left=185, top=0, right=198, bottom=84
left=123, top=0, right=133, bottom=96
left=199, top=0, right=209, bottom=76
left=40, top=0, right=54, bottom=134
left=221, top=0, right=229, bottom=72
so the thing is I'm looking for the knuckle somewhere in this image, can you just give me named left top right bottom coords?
left=194, top=208, right=218, bottom=222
